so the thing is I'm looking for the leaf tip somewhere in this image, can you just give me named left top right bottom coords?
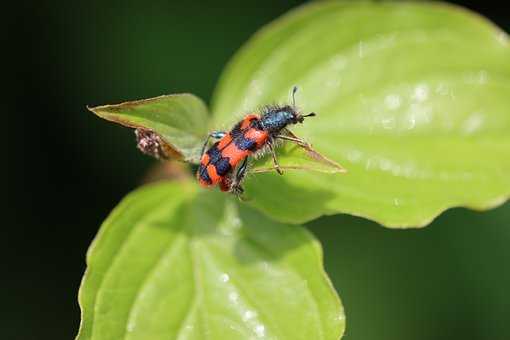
left=86, top=104, right=98, bottom=114
left=336, top=166, right=348, bottom=174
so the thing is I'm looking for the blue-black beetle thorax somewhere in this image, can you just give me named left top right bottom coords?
left=260, top=105, right=297, bottom=133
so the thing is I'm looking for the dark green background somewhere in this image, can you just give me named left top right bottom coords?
left=7, top=1, right=509, bottom=339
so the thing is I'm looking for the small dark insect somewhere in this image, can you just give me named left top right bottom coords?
left=197, top=86, right=316, bottom=196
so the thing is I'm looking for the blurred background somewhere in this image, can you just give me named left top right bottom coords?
left=7, top=1, right=509, bottom=339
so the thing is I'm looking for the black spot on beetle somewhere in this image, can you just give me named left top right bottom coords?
left=198, top=164, right=212, bottom=184
left=234, top=135, right=257, bottom=151
left=215, top=157, right=232, bottom=176
left=206, top=145, right=222, bottom=163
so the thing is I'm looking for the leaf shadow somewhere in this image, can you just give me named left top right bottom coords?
left=147, top=181, right=331, bottom=267
left=232, top=177, right=336, bottom=265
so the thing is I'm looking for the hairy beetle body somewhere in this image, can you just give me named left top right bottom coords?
left=197, top=88, right=315, bottom=195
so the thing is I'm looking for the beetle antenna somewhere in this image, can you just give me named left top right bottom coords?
left=291, top=86, right=298, bottom=107
left=302, top=112, right=316, bottom=118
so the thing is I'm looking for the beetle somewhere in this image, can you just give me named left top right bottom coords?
left=197, top=86, right=316, bottom=195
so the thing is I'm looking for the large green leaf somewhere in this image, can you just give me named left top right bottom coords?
left=211, top=1, right=510, bottom=227
left=77, top=182, right=344, bottom=340
left=89, top=94, right=209, bottom=163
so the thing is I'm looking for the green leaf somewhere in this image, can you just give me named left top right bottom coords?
left=77, top=182, right=344, bottom=340
left=211, top=1, right=510, bottom=227
left=89, top=94, right=209, bottom=163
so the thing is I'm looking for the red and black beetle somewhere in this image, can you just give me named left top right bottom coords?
left=197, top=87, right=315, bottom=195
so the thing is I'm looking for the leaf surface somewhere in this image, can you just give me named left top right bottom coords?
left=77, top=182, right=344, bottom=340
left=212, top=1, right=510, bottom=227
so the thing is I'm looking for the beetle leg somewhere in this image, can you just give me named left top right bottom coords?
left=200, top=131, right=227, bottom=157
left=234, top=157, right=248, bottom=187
left=230, top=157, right=248, bottom=197
left=267, top=139, right=283, bottom=175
